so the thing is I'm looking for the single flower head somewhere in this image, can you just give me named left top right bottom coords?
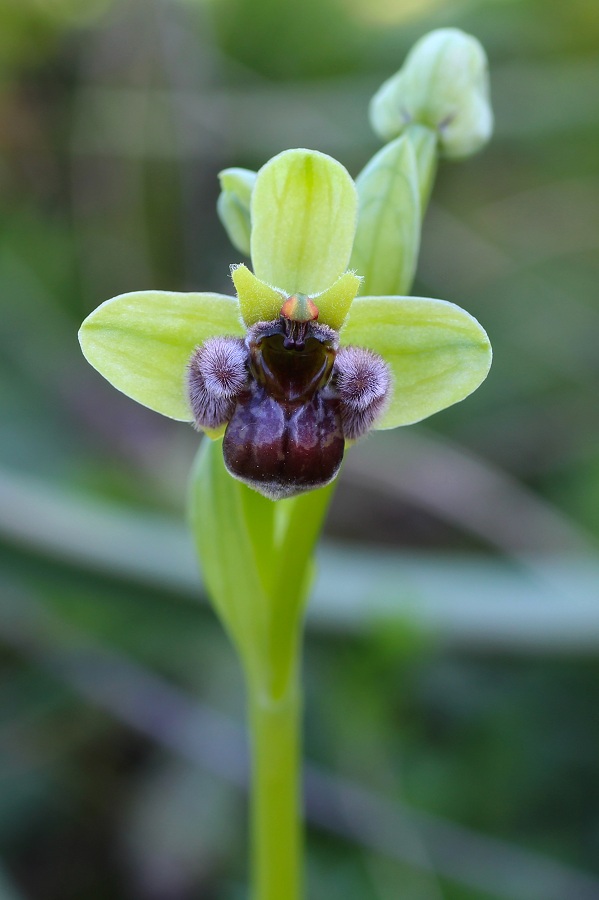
left=79, top=148, right=491, bottom=500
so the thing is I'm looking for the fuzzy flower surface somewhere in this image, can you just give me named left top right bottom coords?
left=79, top=149, right=491, bottom=500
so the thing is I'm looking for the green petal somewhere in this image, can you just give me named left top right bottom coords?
left=231, top=264, right=283, bottom=326
left=232, top=264, right=360, bottom=331
left=313, top=272, right=361, bottom=331
left=340, top=295, right=491, bottom=428
left=79, top=291, right=243, bottom=421
left=350, top=135, right=421, bottom=298
left=251, top=148, right=357, bottom=295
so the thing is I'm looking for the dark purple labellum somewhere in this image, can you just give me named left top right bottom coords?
left=223, top=327, right=344, bottom=500
left=188, top=298, right=391, bottom=501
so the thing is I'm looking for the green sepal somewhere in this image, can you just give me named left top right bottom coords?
left=78, top=290, right=244, bottom=421
left=251, top=148, right=357, bottom=296
left=217, top=167, right=256, bottom=256
left=350, top=135, right=421, bottom=298
left=340, top=295, right=492, bottom=428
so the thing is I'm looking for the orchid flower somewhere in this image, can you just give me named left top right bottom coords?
left=79, top=148, right=491, bottom=500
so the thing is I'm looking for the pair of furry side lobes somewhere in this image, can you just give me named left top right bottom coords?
left=187, top=317, right=391, bottom=499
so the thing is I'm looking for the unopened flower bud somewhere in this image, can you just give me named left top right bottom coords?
left=217, top=168, right=256, bottom=256
left=370, top=28, right=493, bottom=160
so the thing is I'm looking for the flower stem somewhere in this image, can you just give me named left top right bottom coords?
left=249, top=666, right=302, bottom=900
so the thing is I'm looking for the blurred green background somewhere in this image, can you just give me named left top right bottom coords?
left=1, top=0, right=599, bottom=897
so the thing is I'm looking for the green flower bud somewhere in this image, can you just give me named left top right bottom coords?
left=217, top=167, right=256, bottom=256
left=370, top=28, right=493, bottom=160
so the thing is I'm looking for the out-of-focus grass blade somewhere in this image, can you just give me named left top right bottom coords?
left=2, top=580, right=599, bottom=900
left=2, top=464, right=599, bottom=650
left=0, top=465, right=198, bottom=594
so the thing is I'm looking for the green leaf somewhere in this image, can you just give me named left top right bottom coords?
left=189, top=439, right=334, bottom=697
left=189, top=438, right=269, bottom=675
left=340, top=295, right=492, bottom=428
left=261, top=482, right=335, bottom=695
left=251, top=149, right=357, bottom=296
left=350, top=135, right=421, bottom=297
left=79, top=291, right=243, bottom=421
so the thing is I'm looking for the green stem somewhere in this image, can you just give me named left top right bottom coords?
left=248, top=664, right=302, bottom=900
left=190, top=442, right=335, bottom=899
